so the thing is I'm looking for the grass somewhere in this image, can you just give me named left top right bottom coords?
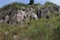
left=0, top=16, right=60, bottom=40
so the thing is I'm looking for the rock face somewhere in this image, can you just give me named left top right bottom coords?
left=36, top=5, right=60, bottom=19
left=0, top=2, right=60, bottom=24
left=16, top=10, right=26, bottom=23
left=37, top=8, right=48, bottom=18
left=26, top=8, right=38, bottom=20
left=0, top=7, right=38, bottom=24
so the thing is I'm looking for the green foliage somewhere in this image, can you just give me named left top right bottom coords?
left=0, top=16, right=60, bottom=40
left=0, top=2, right=27, bottom=10
left=29, top=0, right=34, bottom=5
left=0, top=2, right=60, bottom=40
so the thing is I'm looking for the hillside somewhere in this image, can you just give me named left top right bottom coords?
left=0, top=2, right=60, bottom=40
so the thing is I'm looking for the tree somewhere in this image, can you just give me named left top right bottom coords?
left=29, top=0, right=34, bottom=5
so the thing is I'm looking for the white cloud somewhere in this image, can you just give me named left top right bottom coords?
left=48, top=0, right=60, bottom=6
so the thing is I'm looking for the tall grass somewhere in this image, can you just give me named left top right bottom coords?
left=0, top=16, right=60, bottom=40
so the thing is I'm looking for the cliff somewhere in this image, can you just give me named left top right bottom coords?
left=0, top=2, right=60, bottom=24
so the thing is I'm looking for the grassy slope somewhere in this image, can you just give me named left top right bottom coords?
left=0, top=16, right=60, bottom=40
left=0, top=2, right=60, bottom=40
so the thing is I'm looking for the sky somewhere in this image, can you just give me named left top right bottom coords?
left=19, top=0, right=47, bottom=4
left=0, top=0, right=60, bottom=7
left=49, top=0, right=60, bottom=5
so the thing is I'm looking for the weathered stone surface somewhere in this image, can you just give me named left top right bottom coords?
left=16, top=10, right=26, bottom=23
left=0, top=3, right=60, bottom=24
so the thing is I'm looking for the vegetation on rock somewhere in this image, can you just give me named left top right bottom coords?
left=0, top=1, right=60, bottom=40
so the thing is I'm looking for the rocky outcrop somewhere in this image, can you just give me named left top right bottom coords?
left=0, top=2, right=60, bottom=24
left=36, top=5, right=60, bottom=19
left=0, top=7, right=38, bottom=24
